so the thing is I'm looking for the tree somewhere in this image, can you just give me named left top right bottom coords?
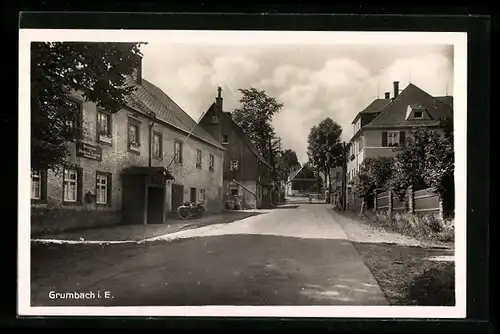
left=307, top=118, right=344, bottom=201
left=352, top=156, right=395, bottom=207
left=31, top=42, right=146, bottom=172
left=391, top=127, right=454, bottom=203
left=276, top=148, right=300, bottom=181
left=232, top=88, right=284, bottom=160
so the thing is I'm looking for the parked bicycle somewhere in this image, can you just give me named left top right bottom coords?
left=177, top=202, right=205, bottom=220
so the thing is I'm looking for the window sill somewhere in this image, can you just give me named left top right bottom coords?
left=98, top=135, right=113, bottom=146
left=95, top=202, right=111, bottom=207
left=222, top=142, right=228, bottom=145
left=128, top=144, right=141, bottom=154
left=62, top=200, right=82, bottom=206
left=31, top=199, right=47, bottom=205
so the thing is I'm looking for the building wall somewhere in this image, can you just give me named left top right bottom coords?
left=31, top=91, right=224, bottom=235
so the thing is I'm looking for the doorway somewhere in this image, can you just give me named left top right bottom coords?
left=171, top=183, right=184, bottom=213
left=147, top=186, right=164, bottom=224
left=190, top=187, right=197, bottom=203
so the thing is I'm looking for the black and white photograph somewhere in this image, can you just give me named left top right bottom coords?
left=18, top=29, right=467, bottom=318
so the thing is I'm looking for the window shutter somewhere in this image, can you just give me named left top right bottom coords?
left=41, top=169, right=48, bottom=200
left=381, top=131, right=388, bottom=147
left=77, top=167, right=83, bottom=203
left=400, top=131, right=406, bottom=145
left=107, top=174, right=112, bottom=206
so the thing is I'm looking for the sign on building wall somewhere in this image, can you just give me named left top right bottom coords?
left=229, top=160, right=239, bottom=172
left=76, top=142, right=102, bottom=161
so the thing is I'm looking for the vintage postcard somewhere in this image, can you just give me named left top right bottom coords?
left=18, top=29, right=467, bottom=318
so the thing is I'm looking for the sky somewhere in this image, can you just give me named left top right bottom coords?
left=141, top=42, right=454, bottom=163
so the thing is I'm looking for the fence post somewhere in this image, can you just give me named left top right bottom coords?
left=373, top=190, right=378, bottom=211
left=407, top=186, right=414, bottom=213
left=388, top=189, right=393, bottom=214
left=439, top=196, right=444, bottom=219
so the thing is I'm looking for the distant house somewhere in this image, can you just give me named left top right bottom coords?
left=346, top=81, right=453, bottom=208
left=286, top=164, right=317, bottom=195
left=199, top=88, right=274, bottom=209
left=31, top=58, right=225, bottom=235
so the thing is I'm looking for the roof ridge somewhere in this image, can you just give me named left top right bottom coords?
left=364, top=84, right=412, bottom=128
left=140, top=79, right=192, bottom=129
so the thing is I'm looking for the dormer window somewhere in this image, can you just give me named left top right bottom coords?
left=406, top=104, right=427, bottom=120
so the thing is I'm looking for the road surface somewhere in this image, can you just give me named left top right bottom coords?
left=31, top=202, right=388, bottom=306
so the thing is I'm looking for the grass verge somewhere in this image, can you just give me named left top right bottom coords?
left=353, top=241, right=455, bottom=305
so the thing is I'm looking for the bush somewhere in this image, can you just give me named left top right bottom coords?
left=372, top=211, right=454, bottom=242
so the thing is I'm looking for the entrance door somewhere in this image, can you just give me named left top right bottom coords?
left=190, top=187, right=197, bottom=203
left=171, top=183, right=184, bottom=213
left=147, top=187, right=164, bottom=224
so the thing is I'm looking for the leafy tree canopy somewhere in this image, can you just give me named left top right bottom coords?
left=307, top=117, right=344, bottom=173
left=232, top=88, right=283, bottom=160
left=352, top=156, right=395, bottom=199
left=391, top=127, right=454, bottom=199
left=31, top=42, right=146, bottom=171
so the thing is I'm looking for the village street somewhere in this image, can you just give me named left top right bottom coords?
left=31, top=200, right=390, bottom=306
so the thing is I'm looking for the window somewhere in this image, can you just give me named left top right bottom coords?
left=97, top=110, right=112, bottom=143
left=387, top=131, right=400, bottom=146
left=174, top=140, right=183, bottom=164
left=229, top=160, right=239, bottom=172
left=96, top=172, right=111, bottom=205
left=196, top=149, right=202, bottom=169
left=128, top=121, right=140, bottom=153
left=358, top=137, right=363, bottom=150
left=199, top=189, right=206, bottom=202
left=209, top=154, right=215, bottom=172
left=63, top=168, right=80, bottom=203
left=31, top=170, right=43, bottom=200
left=65, top=100, right=82, bottom=137
left=413, top=110, right=423, bottom=118
left=153, top=132, right=162, bottom=159
left=222, top=135, right=229, bottom=144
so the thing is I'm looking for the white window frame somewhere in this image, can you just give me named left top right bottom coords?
left=97, top=111, right=111, bottom=137
left=128, top=122, right=140, bottom=145
left=196, top=149, right=202, bottom=168
left=413, top=110, right=424, bottom=119
left=96, top=174, right=108, bottom=205
left=209, top=154, right=215, bottom=172
left=387, top=131, right=400, bottom=146
left=174, top=140, right=183, bottom=164
left=199, top=189, right=206, bottom=202
left=31, top=170, right=41, bottom=200
left=63, top=169, right=78, bottom=203
left=153, top=132, right=162, bottom=158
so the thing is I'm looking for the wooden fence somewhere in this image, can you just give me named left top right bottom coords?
left=374, top=187, right=442, bottom=216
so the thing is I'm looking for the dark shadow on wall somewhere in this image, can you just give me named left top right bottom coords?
left=31, top=234, right=453, bottom=307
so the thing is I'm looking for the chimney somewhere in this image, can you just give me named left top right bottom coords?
left=135, top=55, right=143, bottom=85
left=215, top=87, right=223, bottom=110
left=393, top=81, right=399, bottom=99
left=384, top=92, right=390, bottom=99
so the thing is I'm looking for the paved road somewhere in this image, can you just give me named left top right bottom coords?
left=31, top=203, right=388, bottom=306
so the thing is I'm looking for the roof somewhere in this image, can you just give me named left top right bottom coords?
left=206, top=102, right=273, bottom=170
left=123, top=76, right=225, bottom=150
left=352, top=98, right=392, bottom=123
left=122, top=166, right=175, bottom=180
left=363, top=83, right=453, bottom=129
left=436, top=96, right=453, bottom=107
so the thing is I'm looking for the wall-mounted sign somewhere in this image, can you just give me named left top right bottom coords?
left=229, top=160, right=239, bottom=172
left=76, top=142, right=102, bottom=161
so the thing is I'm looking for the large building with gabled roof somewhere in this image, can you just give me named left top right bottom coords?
left=347, top=81, right=454, bottom=186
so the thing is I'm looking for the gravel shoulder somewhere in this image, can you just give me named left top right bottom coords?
left=329, top=209, right=455, bottom=306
